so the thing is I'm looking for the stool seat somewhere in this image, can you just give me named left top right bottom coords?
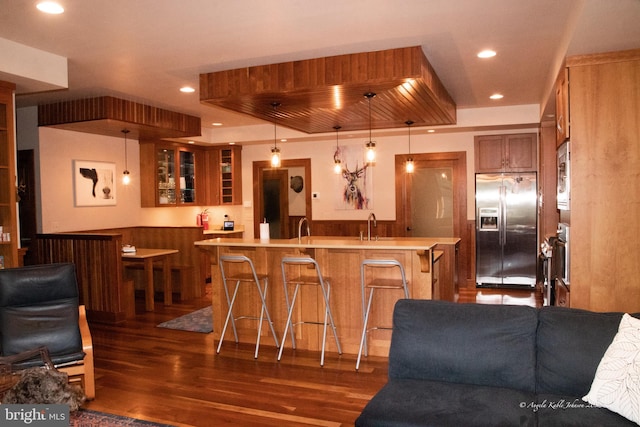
left=217, top=254, right=280, bottom=359
left=365, top=278, right=407, bottom=289
left=356, top=259, right=409, bottom=371
left=278, top=256, right=342, bottom=366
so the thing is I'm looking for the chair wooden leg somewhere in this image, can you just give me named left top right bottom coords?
left=78, top=305, right=95, bottom=399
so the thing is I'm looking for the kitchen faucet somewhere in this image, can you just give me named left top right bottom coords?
left=367, top=212, right=377, bottom=241
left=298, top=217, right=310, bottom=243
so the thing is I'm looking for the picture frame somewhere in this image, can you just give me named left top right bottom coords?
left=73, top=160, right=117, bottom=206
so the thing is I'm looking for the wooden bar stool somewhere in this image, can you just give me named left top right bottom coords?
left=356, top=259, right=409, bottom=371
left=278, top=256, right=342, bottom=366
left=217, top=254, right=280, bottom=358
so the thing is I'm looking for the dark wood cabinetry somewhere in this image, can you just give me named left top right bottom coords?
left=474, top=133, right=537, bottom=172
left=0, top=81, right=18, bottom=268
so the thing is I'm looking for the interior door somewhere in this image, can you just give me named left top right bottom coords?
left=396, top=151, right=467, bottom=287
left=409, top=166, right=454, bottom=237
left=261, top=169, right=289, bottom=239
left=253, top=159, right=312, bottom=240
left=400, top=155, right=463, bottom=239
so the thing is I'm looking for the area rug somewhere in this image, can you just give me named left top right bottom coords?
left=156, top=306, right=213, bottom=333
left=70, top=409, right=175, bottom=426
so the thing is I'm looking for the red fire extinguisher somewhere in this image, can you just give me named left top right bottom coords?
left=197, top=209, right=209, bottom=230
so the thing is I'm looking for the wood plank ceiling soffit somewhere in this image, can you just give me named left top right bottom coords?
left=38, top=96, right=202, bottom=140
left=200, top=46, right=457, bottom=134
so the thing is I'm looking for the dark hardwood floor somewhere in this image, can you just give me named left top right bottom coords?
left=82, top=285, right=542, bottom=426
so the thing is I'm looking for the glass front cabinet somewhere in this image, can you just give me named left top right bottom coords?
left=140, top=141, right=242, bottom=207
left=141, top=141, right=203, bottom=207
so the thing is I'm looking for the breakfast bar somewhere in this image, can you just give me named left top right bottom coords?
left=196, top=236, right=460, bottom=356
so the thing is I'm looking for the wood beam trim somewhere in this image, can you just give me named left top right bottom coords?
left=38, top=96, right=201, bottom=139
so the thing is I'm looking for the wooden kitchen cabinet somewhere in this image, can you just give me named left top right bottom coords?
left=564, top=49, right=640, bottom=313
left=141, top=142, right=242, bottom=207
left=0, top=81, right=18, bottom=269
left=555, top=67, right=570, bottom=147
left=203, top=146, right=242, bottom=206
left=474, top=133, right=537, bottom=173
left=218, top=146, right=242, bottom=205
left=140, top=141, right=205, bottom=207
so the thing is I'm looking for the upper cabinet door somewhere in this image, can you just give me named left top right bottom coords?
left=475, top=133, right=537, bottom=173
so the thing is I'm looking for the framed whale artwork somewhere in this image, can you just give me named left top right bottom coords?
left=73, top=160, right=117, bottom=206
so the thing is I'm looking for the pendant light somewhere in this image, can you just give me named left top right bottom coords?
left=333, top=125, right=342, bottom=174
left=405, top=120, right=415, bottom=174
left=364, top=92, right=376, bottom=164
left=270, top=102, right=281, bottom=168
left=121, top=129, right=131, bottom=185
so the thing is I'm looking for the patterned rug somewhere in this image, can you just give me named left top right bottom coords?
left=70, top=409, right=175, bottom=426
left=156, top=306, right=213, bottom=333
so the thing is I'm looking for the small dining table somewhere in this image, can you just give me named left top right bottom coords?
left=122, top=248, right=179, bottom=311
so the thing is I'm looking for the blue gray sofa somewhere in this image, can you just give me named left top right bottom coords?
left=356, top=299, right=638, bottom=426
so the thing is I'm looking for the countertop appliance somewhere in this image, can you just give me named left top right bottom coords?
left=476, top=173, right=538, bottom=288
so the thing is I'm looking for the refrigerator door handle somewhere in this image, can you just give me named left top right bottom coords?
left=500, top=185, right=507, bottom=246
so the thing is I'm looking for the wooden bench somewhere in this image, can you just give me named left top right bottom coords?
left=123, top=263, right=195, bottom=301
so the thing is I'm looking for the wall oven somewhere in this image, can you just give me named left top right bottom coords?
left=556, top=223, right=570, bottom=287
left=557, top=141, right=570, bottom=210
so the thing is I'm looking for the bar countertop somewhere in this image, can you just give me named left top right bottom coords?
left=194, top=236, right=460, bottom=250
left=196, top=235, right=461, bottom=356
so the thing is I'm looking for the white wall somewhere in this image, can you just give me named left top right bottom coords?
left=36, top=127, right=142, bottom=232
left=239, top=127, right=538, bottom=237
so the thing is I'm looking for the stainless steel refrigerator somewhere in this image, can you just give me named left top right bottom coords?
left=475, top=173, right=538, bottom=288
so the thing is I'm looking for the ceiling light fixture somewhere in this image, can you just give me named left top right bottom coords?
left=477, top=49, right=496, bottom=58
left=490, top=93, right=504, bottom=100
left=121, top=129, right=131, bottom=185
left=180, top=86, right=195, bottom=93
left=333, top=125, right=342, bottom=174
left=364, top=92, right=376, bottom=164
left=270, top=102, right=281, bottom=168
left=405, top=120, right=415, bottom=174
left=36, top=1, right=64, bottom=14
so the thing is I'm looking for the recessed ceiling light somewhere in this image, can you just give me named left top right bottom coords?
left=37, top=1, right=64, bottom=14
left=427, top=129, right=435, bottom=133
left=180, top=86, right=195, bottom=93
left=477, top=50, right=496, bottom=59
left=187, top=140, right=195, bottom=144
left=280, top=139, right=287, bottom=143
left=211, top=122, right=223, bottom=126
left=490, top=93, right=504, bottom=100
left=228, top=142, right=236, bottom=145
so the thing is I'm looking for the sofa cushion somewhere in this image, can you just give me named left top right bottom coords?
left=535, top=393, right=638, bottom=426
left=389, top=299, right=538, bottom=392
left=355, top=378, right=536, bottom=427
left=535, top=306, right=635, bottom=397
left=582, top=313, right=640, bottom=425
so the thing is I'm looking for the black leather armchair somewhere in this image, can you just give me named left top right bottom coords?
left=0, top=263, right=95, bottom=399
